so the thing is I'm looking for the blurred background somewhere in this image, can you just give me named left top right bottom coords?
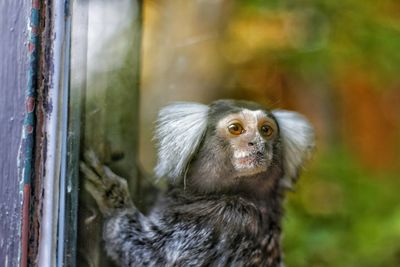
left=80, top=0, right=400, bottom=266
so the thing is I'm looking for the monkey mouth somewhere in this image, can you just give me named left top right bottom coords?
left=233, top=151, right=267, bottom=174
left=237, top=155, right=262, bottom=165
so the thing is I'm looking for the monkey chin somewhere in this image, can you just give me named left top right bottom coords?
left=232, top=156, right=269, bottom=178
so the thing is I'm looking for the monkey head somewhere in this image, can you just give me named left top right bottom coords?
left=212, top=102, right=277, bottom=178
left=154, top=99, right=314, bottom=195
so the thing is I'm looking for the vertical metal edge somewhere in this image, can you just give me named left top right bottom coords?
left=19, top=0, right=41, bottom=266
left=57, top=0, right=73, bottom=265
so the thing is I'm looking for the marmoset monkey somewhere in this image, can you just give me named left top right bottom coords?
left=81, top=99, right=315, bottom=267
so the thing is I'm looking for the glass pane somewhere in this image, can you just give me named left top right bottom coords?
left=71, top=0, right=142, bottom=266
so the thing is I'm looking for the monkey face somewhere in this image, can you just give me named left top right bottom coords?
left=216, top=109, right=279, bottom=178
left=154, top=99, right=314, bottom=193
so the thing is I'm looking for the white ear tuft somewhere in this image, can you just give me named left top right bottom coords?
left=154, top=102, right=209, bottom=182
left=272, top=110, right=315, bottom=188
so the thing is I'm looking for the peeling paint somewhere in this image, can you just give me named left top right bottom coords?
left=0, top=0, right=37, bottom=266
left=19, top=0, right=41, bottom=266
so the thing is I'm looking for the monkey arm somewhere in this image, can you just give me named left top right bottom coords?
left=80, top=153, right=217, bottom=266
left=80, top=150, right=168, bottom=265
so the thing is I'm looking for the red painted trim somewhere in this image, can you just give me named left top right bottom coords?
left=21, top=185, right=30, bottom=267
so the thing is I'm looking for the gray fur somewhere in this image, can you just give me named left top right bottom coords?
left=154, top=102, right=209, bottom=182
left=81, top=99, right=315, bottom=267
left=272, top=110, right=315, bottom=188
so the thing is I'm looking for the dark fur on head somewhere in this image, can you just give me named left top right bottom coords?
left=82, top=99, right=315, bottom=267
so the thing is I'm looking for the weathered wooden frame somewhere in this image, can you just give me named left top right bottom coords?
left=1, top=0, right=142, bottom=266
left=0, top=0, right=84, bottom=266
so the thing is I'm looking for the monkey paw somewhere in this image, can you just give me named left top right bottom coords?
left=80, top=150, right=134, bottom=216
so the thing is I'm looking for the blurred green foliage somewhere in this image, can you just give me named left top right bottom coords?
left=241, top=0, right=400, bottom=88
left=284, top=145, right=400, bottom=267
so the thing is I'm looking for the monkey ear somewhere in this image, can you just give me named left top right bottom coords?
left=154, top=102, right=209, bottom=182
left=272, top=110, right=315, bottom=188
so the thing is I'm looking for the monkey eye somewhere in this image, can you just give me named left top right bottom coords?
left=260, top=124, right=274, bottom=138
left=228, top=123, right=245, bottom=135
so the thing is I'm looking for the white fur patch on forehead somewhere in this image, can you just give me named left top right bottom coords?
left=217, top=109, right=269, bottom=128
left=240, top=109, right=268, bottom=121
left=154, top=102, right=209, bottom=181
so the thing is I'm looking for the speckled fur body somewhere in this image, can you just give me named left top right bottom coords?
left=81, top=99, right=314, bottom=267
left=104, top=181, right=284, bottom=267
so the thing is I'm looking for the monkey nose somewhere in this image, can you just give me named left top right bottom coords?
left=248, top=142, right=255, bottom=146
left=256, top=151, right=264, bottom=157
